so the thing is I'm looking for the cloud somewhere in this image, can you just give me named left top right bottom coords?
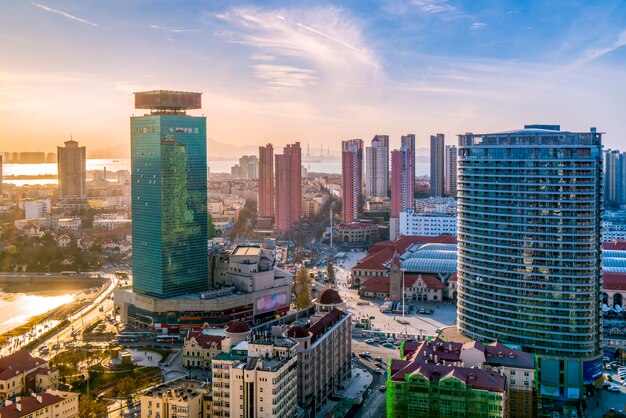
left=31, top=2, right=98, bottom=27
left=252, top=64, right=318, bottom=88
left=149, top=24, right=201, bottom=33
left=411, top=0, right=456, bottom=14
left=470, top=22, right=486, bottom=31
left=574, top=29, right=626, bottom=66
left=218, top=6, right=380, bottom=89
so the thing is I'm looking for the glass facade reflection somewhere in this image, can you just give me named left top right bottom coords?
left=131, top=115, right=208, bottom=298
left=457, top=126, right=603, bottom=399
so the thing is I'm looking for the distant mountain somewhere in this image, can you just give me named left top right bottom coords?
left=206, top=138, right=259, bottom=160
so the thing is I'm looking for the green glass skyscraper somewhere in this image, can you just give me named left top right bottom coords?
left=131, top=90, right=208, bottom=298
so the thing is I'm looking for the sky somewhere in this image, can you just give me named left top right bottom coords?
left=1, top=0, right=626, bottom=156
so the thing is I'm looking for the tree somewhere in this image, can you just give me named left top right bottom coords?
left=208, top=213, right=216, bottom=239
left=326, top=259, right=336, bottom=286
left=293, top=268, right=312, bottom=310
left=79, top=395, right=107, bottom=418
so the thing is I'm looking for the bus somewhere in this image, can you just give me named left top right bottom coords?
left=156, top=335, right=181, bottom=343
left=118, top=334, right=139, bottom=343
left=61, top=271, right=77, bottom=276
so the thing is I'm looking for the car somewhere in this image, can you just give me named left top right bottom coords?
left=552, top=412, right=560, bottom=418
left=374, top=368, right=382, bottom=374
left=365, top=339, right=375, bottom=344
left=383, top=342, right=395, bottom=348
left=604, top=382, right=613, bottom=388
left=379, top=385, right=386, bottom=392
left=374, top=357, right=383, bottom=362
left=604, top=356, right=611, bottom=361
left=372, top=327, right=382, bottom=331
left=608, top=386, right=621, bottom=392
left=571, top=411, right=578, bottom=418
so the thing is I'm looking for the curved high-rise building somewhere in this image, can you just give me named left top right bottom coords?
left=457, top=125, right=603, bottom=401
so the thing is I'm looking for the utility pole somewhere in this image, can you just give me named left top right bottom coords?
left=329, top=203, right=333, bottom=249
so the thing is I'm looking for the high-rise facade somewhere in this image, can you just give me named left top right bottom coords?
left=445, top=144, right=457, bottom=196
left=258, top=144, right=274, bottom=221
left=390, top=134, right=415, bottom=239
left=457, top=125, right=603, bottom=402
left=430, top=133, right=445, bottom=197
left=57, top=139, right=86, bottom=201
left=341, top=139, right=363, bottom=223
left=275, top=142, right=302, bottom=231
left=365, top=135, right=389, bottom=198
left=604, top=149, right=626, bottom=208
left=131, top=90, right=208, bottom=299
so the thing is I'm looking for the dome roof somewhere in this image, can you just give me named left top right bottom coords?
left=287, top=325, right=310, bottom=339
left=318, top=288, right=343, bottom=305
left=226, top=320, right=250, bottom=334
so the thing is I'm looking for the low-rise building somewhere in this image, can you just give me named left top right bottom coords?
left=183, top=326, right=224, bottom=369
left=399, top=210, right=457, bottom=236
left=335, top=222, right=379, bottom=245
left=56, top=218, right=81, bottom=232
left=0, top=390, right=78, bottom=418
left=93, top=219, right=132, bottom=230
left=389, top=337, right=536, bottom=418
left=140, top=380, right=210, bottom=418
left=0, top=351, right=59, bottom=401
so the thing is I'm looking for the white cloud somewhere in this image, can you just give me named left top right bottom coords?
left=411, top=0, right=456, bottom=14
left=219, top=6, right=380, bottom=89
left=574, top=29, right=626, bottom=66
left=31, top=2, right=98, bottom=27
left=470, top=22, right=486, bottom=31
left=149, top=24, right=201, bottom=33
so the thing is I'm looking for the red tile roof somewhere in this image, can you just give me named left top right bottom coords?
left=390, top=361, right=505, bottom=393
left=308, top=308, right=346, bottom=344
left=354, top=234, right=457, bottom=272
left=604, top=272, right=626, bottom=291
left=186, top=332, right=223, bottom=350
left=416, top=275, right=444, bottom=289
left=448, top=272, right=458, bottom=282
left=360, top=277, right=390, bottom=293
left=0, top=391, right=74, bottom=418
left=0, top=351, right=47, bottom=381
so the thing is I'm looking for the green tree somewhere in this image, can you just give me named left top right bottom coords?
left=293, top=268, right=312, bottom=310
left=326, top=260, right=336, bottom=286
left=113, top=376, right=137, bottom=397
left=208, top=212, right=216, bottom=239
left=79, top=395, right=108, bottom=418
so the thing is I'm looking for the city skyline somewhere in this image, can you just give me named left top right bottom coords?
left=2, top=1, right=626, bottom=154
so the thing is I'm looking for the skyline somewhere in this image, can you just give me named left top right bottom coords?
left=2, top=0, right=626, bottom=154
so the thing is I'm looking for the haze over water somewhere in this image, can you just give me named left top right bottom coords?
left=0, top=293, right=74, bottom=334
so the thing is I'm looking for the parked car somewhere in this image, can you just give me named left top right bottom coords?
left=379, top=385, right=386, bottom=392
left=608, top=386, right=621, bottom=392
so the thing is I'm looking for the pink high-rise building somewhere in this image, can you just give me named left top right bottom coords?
left=390, top=135, right=415, bottom=239
left=275, top=142, right=302, bottom=231
left=258, top=144, right=274, bottom=221
left=341, top=139, right=364, bottom=223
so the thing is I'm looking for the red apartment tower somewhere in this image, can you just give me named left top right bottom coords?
left=275, top=142, right=302, bottom=231
left=341, top=139, right=364, bottom=223
left=258, top=144, right=274, bottom=221
left=391, top=134, right=415, bottom=217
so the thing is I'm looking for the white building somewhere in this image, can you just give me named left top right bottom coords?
left=93, top=219, right=132, bottom=230
left=212, top=336, right=298, bottom=418
left=140, top=380, right=209, bottom=418
left=399, top=210, right=457, bottom=236
left=22, top=199, right=51, bottom=219
left=57, top=218, right=81, bottom=231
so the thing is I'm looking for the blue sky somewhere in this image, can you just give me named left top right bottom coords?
left=1, top=0, right=625, bottom=153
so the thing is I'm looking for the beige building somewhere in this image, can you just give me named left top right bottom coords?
left=140, top=380, right=210, bottom=418
left=212, top=337, right=298, bottom=418
left=0, top=351, right=59, bottom=401
left=183, top=326, right=224, bottom=369
left=287, top=290, right=351, bottom=417
left=0, top=390, right=78, bottom=418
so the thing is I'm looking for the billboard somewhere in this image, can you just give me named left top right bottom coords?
left=583, top=357, right=603, bottom=384
left=256, top=292, right=289, bottom=313
left=135, top=90, right=201, bottom=110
